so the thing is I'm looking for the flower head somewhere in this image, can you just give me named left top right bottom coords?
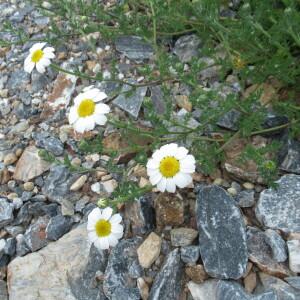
left=68, top=86, right=110, bottom=133
left=87, top=207, right=123, bottom=250
left=24, top=42, right=55, bottom=74
left=147, top=143, right=196, bottom=193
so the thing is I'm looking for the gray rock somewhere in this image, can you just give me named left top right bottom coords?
left=264, top=229, right=287, bottom=262
left=15, top=234, right=30, bottom=257
left=28, top=202, right=59, bottom=218
left=69, top=244, right=108, bottom=300
left=173, top=34, right=202, bottom=62
left=149, top=249, right=183, bottom=300
left=170, top=227, right=198, bottom=247
left=278, top=139, right=300, bottom=174
left=46, top=215, right=73, bottom=241
left=42, top=165, right=75, bottom=203
left=111, top=287, right=140, bottom=300
left=0, top=280, right=8, bottom=300
left=0, top=239, right=5, bottom=257
left=0, top=198, right=14, bottom=228
left=196, top=185, right=248, bottom=279
left=236, top=190, right=255, bottom=207
left=7, top=70, right=30, bottom=91
left=187, top=280, right=219, bottom=300
left=128, top=259, right=144, bottom=279
left=181, top=245, right=200, bottom=264
left=287, top=240, right=300, bottom=273
left=31, top=71, right=50, bottom=93
left=256, top=174, right=300, bottom=233
left=115, top=36, right=154, bottom=61
left=33, top=132, right=64, bottom=156
left=4, top=237, right=16, bottom=256
left=124, top=193, right=155, bottom=235
left=103, top=238, right=142, bottom=299
left=285, top=277, right=300, bottom=290
left=217, top=109, right=241, bottom=131
left=216, top=280, right=277, bottom=300
left=259, top=273, right=300, bottom=300
left=247, top=227, right=292, bottom=278
left=150, top=86, right=166, bottom=115
left=112, top=82, right=147, bottom=118
left=24, top=216, right=50, bottom=252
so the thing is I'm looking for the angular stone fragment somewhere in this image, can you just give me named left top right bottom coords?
left=256, top=174, right=300, bottom=233
left=115, top=36, right=154, bottom=61
left=187, top=280, right=219, bottom=300
left=247, top=227, right=292, bottom=278
left=137, top=232, right=161, bottom=268
left=170, top=227, right=198, bottom=247
left=287, top=240, right=300, bottom=273
left=185, top=264, right=208, bottom=283
left=278, top=139, right=300, bottom=174
left=13, top=146, right=50, bottom=182
left=196, top=185, right=248, bottom=279
left=8, top=225, right=90, bottom=300
left=264, top=229, right=287, bottom=263
left=0, top=198, right=14, bottom=228
left=285, top=277, right=300, bottom=290
left=46, top=215, right=73, bottom=241
left=148, top=249, right=183, bottom=300
left=181, top=245, right=200, bottom=265
left=103, top=238, right=142, bottom=299
left=173, top=34, right=202, bottom=62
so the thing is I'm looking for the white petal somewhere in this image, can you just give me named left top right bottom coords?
left=147, top=168, right=160, bottom=177
left=157, top=177, right=167, bottom=192
left=88, top=231, right=98, bottom=243
left=95, top=237, right=110, bottom=250
left=101, top=207, right=113, bottom=220
left=149, top=172, right=163, bottom=185
left=110, top=213, right=122, bottom=224
left=82, top=88, right=101, bottom=100
left=83, top=85, right=94, bottom=92
left=94, top=91, right=108, bottom=102
left=73, top=117, right=95, bottom=133
left=24, top=57, right=35, bottom=73
left=146, top=158, right=159, bottom=170
left=173, top=173, right=192, bottom=188
left=29, top=42, right=47, bottom=53
left=39, top=57, right=51, bottom=67
left=152, top=149, right=165, bottom=161
left=88, top=208, right=102, bottom=223
left=112, top=231, right=123, bottom=239
left=181, top=155, right=196, bottom=165
left=43, top=47, right=55, bottom=53
left=95, top=103, right=110, bottom=114
left=74, top=93, right=88, bottom=106
left=68, top=106, right=79, bottom=124
left=35, top=61, right=46, bottom=73
left=43, top=51, right=55, bottom=59
left=160, top=143, right=178, bottom=155
left=174, top=146, right=188, bottom=160
left=166, top=178, right=176, bottom=193
left=108, top=235, right=119, bottom=247
left=87, top=221, right=97, bottom=231
left=93, top=114, right=107, bottom=126
left=111, top=223, right=124, bottom=234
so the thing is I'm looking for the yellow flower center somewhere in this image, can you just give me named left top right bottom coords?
left=77, top=99, right=95, bottom=117
left=31, top=49, right=44, bottom=63
left=95, top=219, right=111, bottom=237
left=159, top=156, right=180, bottom=178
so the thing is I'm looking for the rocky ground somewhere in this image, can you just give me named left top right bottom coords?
left=0, top=1, right=300, bottom=300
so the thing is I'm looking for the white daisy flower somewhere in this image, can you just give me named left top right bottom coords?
left=87, top=207, right=124, bottom=250
left=68, top=86, right=110, bottom=133
left=24, top=42, right=55, bottom=74
left=146, top=143, right=196, bottom=193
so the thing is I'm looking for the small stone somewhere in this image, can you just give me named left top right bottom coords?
left=137, top=277, right=149, bottom=300
left=154, top=193, right=184, bottom=227
left=115, top=36, right=154, bottom=62
left=0, top=199, right=14, bottom=228
left=4, top=238, right=16, bottom=256
left=23, top=182, right=34, bottom=192
left=14, top=146, right=50, bottom=182
left=264, top=229, right=287, bottom=263
left=213, top=178, right=223, bottom=185
left=7, top=193, right=17, bottom=200
left=217, top=109, right=241, bottom=131
left=0, top=239, right=6, bottom=257
left=148, top=249, right=183, bottom=300
left=247, top=227, right=292, bottom=277
left=170, top=227, right=198, bottom=247
left=46, top=215, right=73, bottom=241
left=243, top=182, right=255, bottom=190
left=187, top=280, right=219, bottom=300
left=71, top=157, right=81, bottom=167
left=278, top=138, right=300, bottom=174
left=175, top=95, right=192, bottom=112
left=287, top=240, right=300, bottom=273
left=180, top=246, right=200, bottom=265
left=236, top=190, right=255, bottom=207
left=256, top=174, right=300, bottom=233
left=185, top=264, right=208, bottom=283
left=101, top=179, right=118, bottom=195
left=0, top=279, right=8, bottom=300
left=227, top=187, right=238, bottom=196
left=23, top=216, right=49, bottom=252
left=70, top=175, right=87, bottom=191
left=285, top=277, right=300, bottom=290
left=91, top=182, right=101, bottom=194
left=33, top=133, right=64, bottom=156
left=75, top=198, right=89, bottom=213
left=12, top=198, right=23, bottom=210
left=4, top=153, right=17, bottom=165
left=173, top=34, right=202, bottom=63
left=244, top=271, right=257, bottom=293
left=61, top=199, right=75, bottom=216
left=196, top=185, right=248, bottom=279
left=137, top=232, right=162, bottom=268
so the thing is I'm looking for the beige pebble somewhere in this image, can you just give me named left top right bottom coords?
left=243, top=182, right=255, bottom=190
left=70, top=175, right=88, bottom=191
left=4, top=153, right=18, bottom=165
left=213, top=178, right=223, bottom=186
left=244, top=271, right=257, bottom=293
left=227, top=187, right=237, bottom=196
left=15, top=148, right=23, bottom=157
left=101, top=174, right=112, bottom=181
left=71, top=157, right=81, bottom=167
left=23, top=182, right=34, bottom=191
left=7, top=193, right=18, bottom=200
